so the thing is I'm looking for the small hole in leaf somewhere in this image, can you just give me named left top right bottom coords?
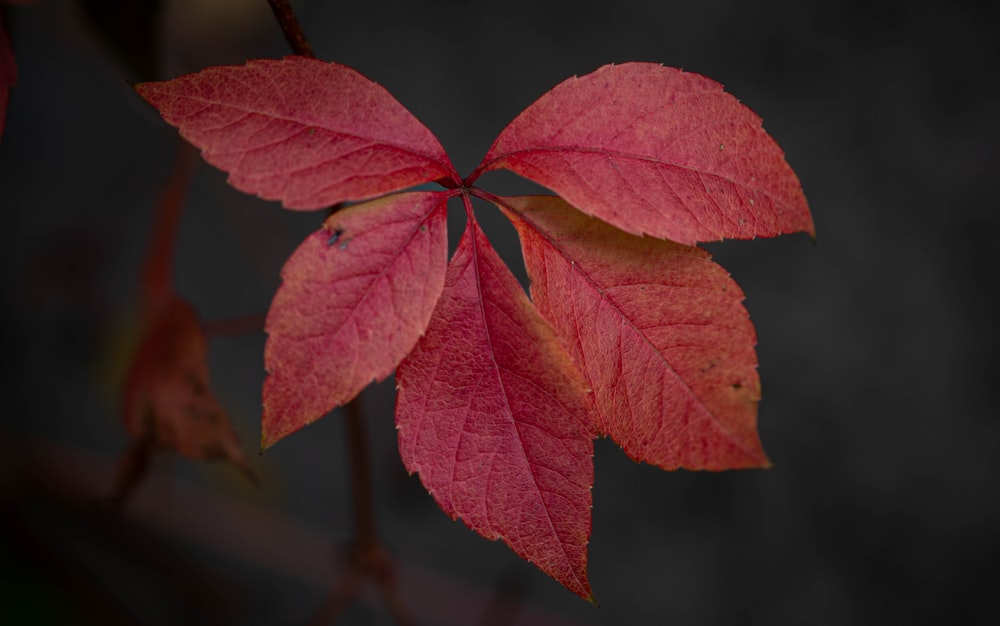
left=327, top=229, right=344, bottom=247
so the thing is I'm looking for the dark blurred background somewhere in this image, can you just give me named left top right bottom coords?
left=1, top=0, right=997, bottom=624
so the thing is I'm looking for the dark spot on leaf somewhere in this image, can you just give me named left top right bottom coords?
left=732, top=382, right=742, bottom=390
left=327, top=228, right=344, bottom=247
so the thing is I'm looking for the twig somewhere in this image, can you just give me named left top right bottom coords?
left=344, top=397, right=377, bottom=561
left=266, top=0, right=315, bottom=58
left=310, top=397, right=416, bottom=626
left=141, top=140, right=197, bottom=311
left=344, top=397, right=416, bottom=626
left=106, top=434, right=155, bottom=510
left=201, top=312, right=268, bottom=338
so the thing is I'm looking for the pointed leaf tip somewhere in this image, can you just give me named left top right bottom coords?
left=262, top=191, right=451, bottom=446
left=478, top=62, right=813, bottom=245
left=500, top=196, right=770, bottom=470
left=135, top=56, right=457, bottom=209
left=396, top=215, right=595, bottom=599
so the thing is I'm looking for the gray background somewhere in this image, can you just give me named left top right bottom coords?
left=2, top=0, right=997, bottom=624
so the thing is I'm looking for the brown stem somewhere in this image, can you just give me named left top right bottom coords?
left=266, top=0, right=315, bottom=58
left=376, top=573, right=417, bottom=626
left=309, top=396, right=415, bottom=626
left=106, top=434, right=156, bottom=510
left=200, top=312, right=268, bottom=338
left=141, top=140, right=197, bottom=310
left=345, top=397, right=416, bottom=626
left=343, top=397, right=378, bottom=561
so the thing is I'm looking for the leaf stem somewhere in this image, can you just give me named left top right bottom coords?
left=266, top=0, right=316, bottom=58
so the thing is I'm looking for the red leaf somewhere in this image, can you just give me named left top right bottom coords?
left=500, top=196, right=769, bottom=470
left=474, top=63, right=814, bottom=245
left=263, top=191, right=451, bottom=447
left=135, top=57, right=458, bottom=209
left=0, top=10, right=16, bottom=141
left=395, top=212, right=596, bottom=600
left=123, top=296, right=255, bottom=481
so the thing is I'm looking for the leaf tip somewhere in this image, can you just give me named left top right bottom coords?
left=259, top=420, right=282, bottom=453
left=570, top=573, right=597, bottom=604
left=807, top=225, right=819, bottom=245
left=133, top=80, right=155, bottom=101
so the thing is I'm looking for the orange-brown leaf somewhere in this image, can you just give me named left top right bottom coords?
left=123, top=296, right=255, bottom=481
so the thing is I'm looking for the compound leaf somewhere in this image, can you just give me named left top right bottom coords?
left=132, top=51, right=815, bottom=602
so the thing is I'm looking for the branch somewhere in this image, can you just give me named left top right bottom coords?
left=266, top=0, right=315, bottom=58
left=344, top=397, right=377, bottom=560
left=141, top=140, right=197, bottom=310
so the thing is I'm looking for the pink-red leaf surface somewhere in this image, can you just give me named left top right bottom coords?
left=395, top=214, right=596, bottom=601
left=500, top=196, right=768, bottom=470
left=135, top=56, right=457, bottom=209
left=263, top=191, right=451, bottom=447
left=476, top=63, right=814, bottom=245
